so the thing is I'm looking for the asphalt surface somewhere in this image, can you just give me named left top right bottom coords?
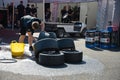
left=0, top=29, right=120, bottom=80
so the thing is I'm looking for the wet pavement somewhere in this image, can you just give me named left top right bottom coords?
left=0, top=29, right=120, bottom=80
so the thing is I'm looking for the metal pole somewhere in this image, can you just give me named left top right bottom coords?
left=43, top=0, right=45, bottom=22
left=2, top=0, right=5, bottom=8
left=12, top=1, right=14, bottom=30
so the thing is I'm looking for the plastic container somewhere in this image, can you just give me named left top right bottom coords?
left=85, top=30, right=95, bottom=48
left=110, top=31, right=117, bottom=48
left=94, top=30, right=100, bottom=47
left=100, top=30, right=111, bottom=49
left=107, top=26, right=118, bottom=48
left=10, top=40, right=25, bottom=57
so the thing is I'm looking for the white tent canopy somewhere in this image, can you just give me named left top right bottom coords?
left=28, top=0, right=98, bottom=22
left=28, top=0, right=97, bottom=3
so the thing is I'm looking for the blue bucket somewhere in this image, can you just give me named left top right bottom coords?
left=85, top=30, right=95, bottom=48
left=100, top=30, right=111, bottom=49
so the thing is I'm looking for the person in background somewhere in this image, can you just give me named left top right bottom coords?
left=25, top=4, right=31, bottom=15
left=45, top=8, right=51, bottom=22
left=17, top=1, right=25, bottom=27
left=61, top=6, right=68, bottom=23
left=31, top=4, right=37, bottom=17
left=0, top=24, right=4, bottom=29
left=67, top=5, right=74, bottom=22
left=8, top=2, right=14, bottom=27
left=18, top=15, right=45, bottom=51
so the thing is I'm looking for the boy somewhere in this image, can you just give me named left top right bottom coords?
left=19, top=15, right=44, bottom=51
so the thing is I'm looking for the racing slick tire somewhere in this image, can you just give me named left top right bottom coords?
left=34, top=38, right=59, bottom=58
left=38, top=31, right=50, bottom=40
left=38, top=52, right=64, bottom=66
left=62, top=50, right=83, bottom=63
left=48, top=32, right=57, bottom=39
left=57, top=38, right=75, bottom=50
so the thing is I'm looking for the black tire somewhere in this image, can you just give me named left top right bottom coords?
left=34, top=38, right=59, bottom=57
left=62, top=50, right=83, bottom=63
left=48, top=32, right=57, bottom=39
left=69, top=33, right=75, bottom=37
left=58, top=38, right=75, bottom=50
left=38, top=52, right=64, bottom=66
left=38, top=31, right=50, bottom=40
left=81, top=28, right=87, bottom=37
left=57, top=29, right=65, bottom=38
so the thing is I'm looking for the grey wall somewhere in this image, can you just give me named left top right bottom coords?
left=87, top=2, right=98, bottom=29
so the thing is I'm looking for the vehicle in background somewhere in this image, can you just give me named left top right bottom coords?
left=45, top=21, right=87, bottom=38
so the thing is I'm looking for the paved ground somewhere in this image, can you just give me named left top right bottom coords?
left=0, top=29, right=120, bottom=80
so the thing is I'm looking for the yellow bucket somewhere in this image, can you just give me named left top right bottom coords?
left=10, top=40, right=25, bottom=57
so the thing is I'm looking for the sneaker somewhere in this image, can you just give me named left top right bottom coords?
left=29, top=46, right=33, bottom=51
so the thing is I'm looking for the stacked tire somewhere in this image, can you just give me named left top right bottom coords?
left=34, top=38, right=64, bottom=66
left=34, top=31, right=83, bottom=66
left=38, top=31, right=57, bottom=40
left=34, top=32, right=64, bottom=66
left=58, top=38, right=83, bottom=63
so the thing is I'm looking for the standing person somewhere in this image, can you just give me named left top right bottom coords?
left=8, top=2, right=14, bottom=27
left=61, top=6, right=68, bottom=23
left=0, top=24, right=4, bottom=29
left=68, top=5, right=73, bottom=22
left=25, top=4, right=31, bottom=15
left=73, top=6, right=80, bottom=21
left=17, top=1, right=25, bottom=27
left=45, top=8, right=51, bottom=22
left=31, top=4, right=37, bottom=17
left=18, top=15, right=45, bottom=51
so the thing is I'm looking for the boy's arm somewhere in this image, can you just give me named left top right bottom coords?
left=40, top=21, right=45, bottom=31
